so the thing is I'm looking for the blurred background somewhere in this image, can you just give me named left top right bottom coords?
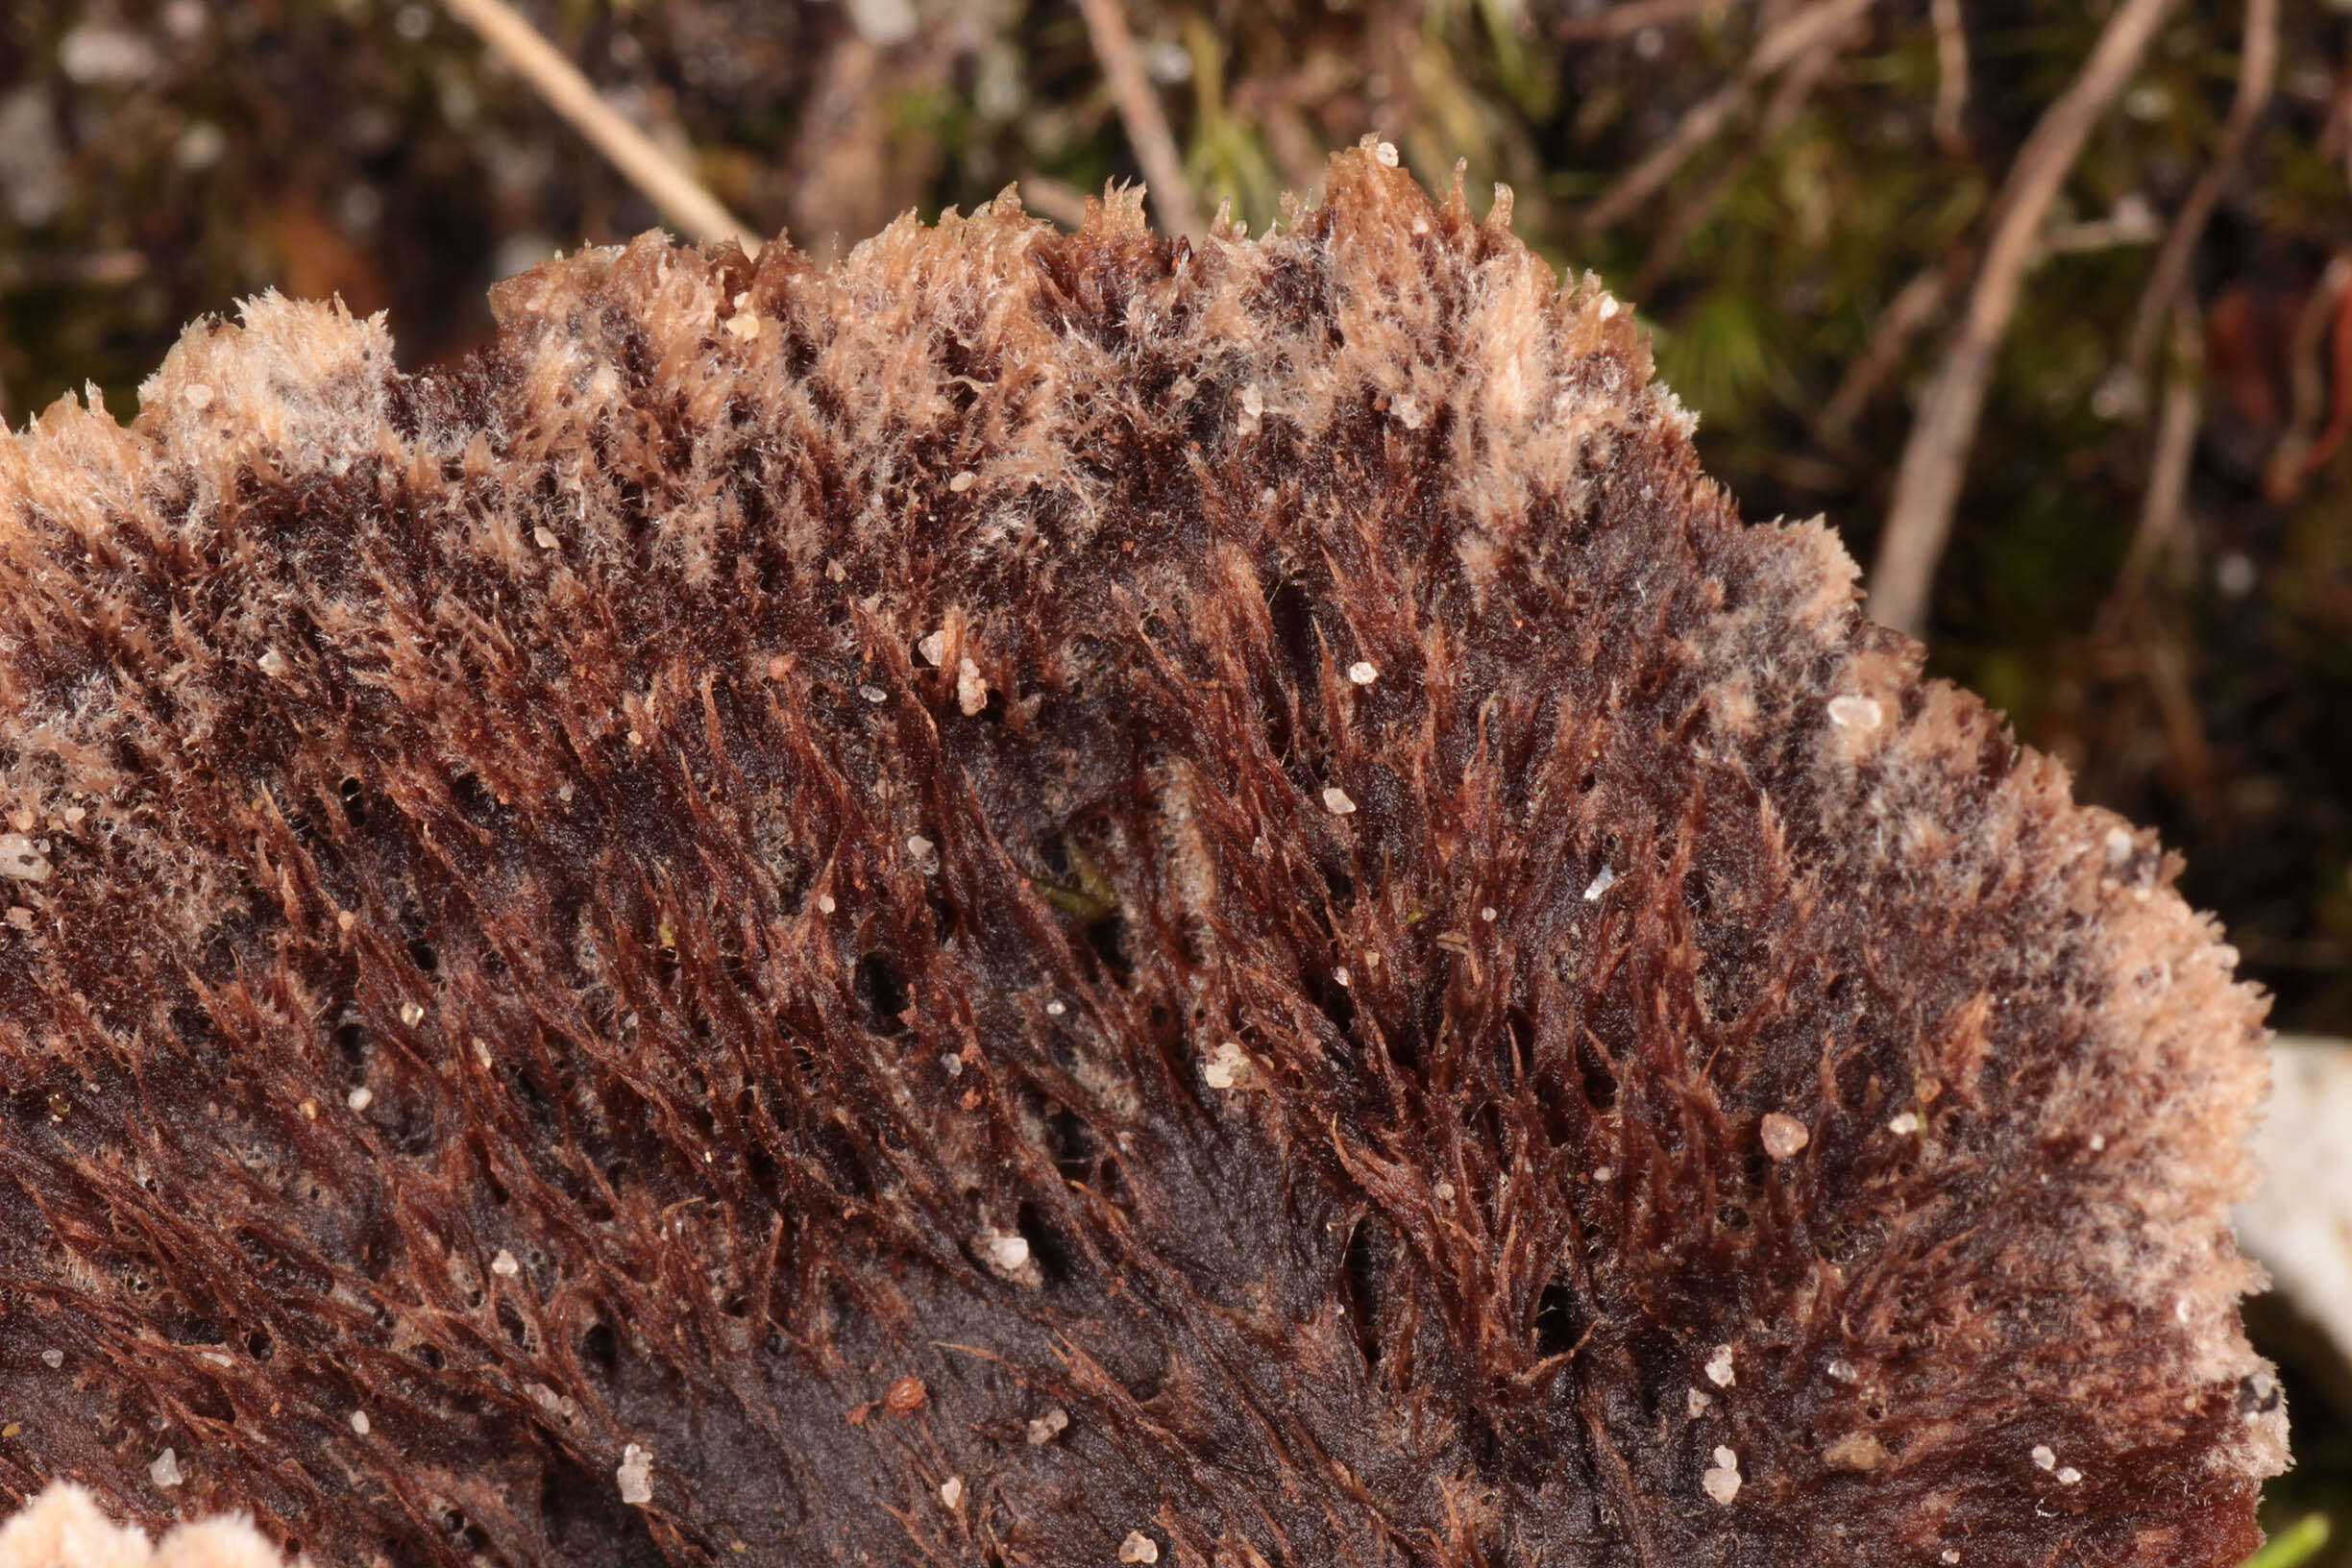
left=0, top=0, right=2346, bottom=1556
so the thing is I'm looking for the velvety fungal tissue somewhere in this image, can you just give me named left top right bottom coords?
left=0, top=143, right=2287, bottom=1567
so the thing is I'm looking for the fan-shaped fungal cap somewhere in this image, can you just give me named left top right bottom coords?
left=0, top=142, right=2284, bottom=1566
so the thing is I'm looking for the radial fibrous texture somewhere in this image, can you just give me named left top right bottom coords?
left=0, top=143, right=2286, bottom=1567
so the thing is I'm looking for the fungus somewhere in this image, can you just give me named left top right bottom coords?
left=0, top=143, right=2285, bottom=1566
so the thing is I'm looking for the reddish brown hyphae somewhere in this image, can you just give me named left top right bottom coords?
left=0, top=144, right=2286, bottom=1567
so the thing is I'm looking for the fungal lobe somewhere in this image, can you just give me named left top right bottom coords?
left=0, top=143, right=2285, bottom=1566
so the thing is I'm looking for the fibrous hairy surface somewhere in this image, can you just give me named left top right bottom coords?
left=0, top=142, right=2286, bottom=1567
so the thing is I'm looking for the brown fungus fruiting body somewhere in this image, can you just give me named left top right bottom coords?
left=0, top=146, right=2284, bottom=1567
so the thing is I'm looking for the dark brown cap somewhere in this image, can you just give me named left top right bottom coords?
left=0, top=141, right=2283, bottom=1566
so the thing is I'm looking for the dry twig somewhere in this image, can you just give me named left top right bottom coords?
left=1258, top=100, right=1331, bottom=198
left=439, top=0, right=759, bottom=252
left=1825, top=199, right=2151, bottom=453
left=2304, top=280, right=2352, bottom=479
left=1580, top=78, right=1750, bottom=234
left=1580, top=0, right=1875, bottom=233
left=1076, top=0, right=1204, bottom=237
left=1554, top=0, right=1715, bottom=41
left=2322, top=60, right=2352, bottom=173
left=1017, top=171, right=1094, bottom=232
left=1930, top=0, right=1971, bottom=155
left=2108, top=306, right=2205, bottom=612
left=1636, top=37, right=1842, bottom=293
left=1866, top=0, right=2183, bottom=637
left=1817, top=257, right=1962, bottom=443
left=2263, top=254, right=2352, bottom=502
left=2119, top=0, right=2278, bottom=393
left=2138, top=611, right=2218, bottom=814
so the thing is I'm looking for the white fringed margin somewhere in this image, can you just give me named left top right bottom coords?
left=0, top=1485, right=293, bottom=1568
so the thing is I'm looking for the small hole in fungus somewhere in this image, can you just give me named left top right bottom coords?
left=1534, top=1280, right=1582, bottom=1360
left=1265, top=576, right=1320, bottom=694
left=855, top=953, right=912, bottom=1035
left=538, top=1449, right=667, bottom=1561
left=926, top=883, right=961, bottom=948
left=497, top=1300, right=528, bottom=1347
left=1014, top=1202, right=1072, bottom=1286
left=1084, top=915, right=1135, bottom=984
left=1341, top=1218, right=1386, bottom=1371
left=582, top=1321, right=619, bottom=1372
left=1042, top=1104, right=1094, bottom=1180
left=1576, top=1035, right=1618, bottom=1110
left=1315, top=974, right=1356, bottom=1040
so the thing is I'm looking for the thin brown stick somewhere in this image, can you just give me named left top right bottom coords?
left=2039, top=204, right=2163, bottom=255
left=1866, top=0, right=2183, bottom=637
left=1259, top=101, right=1330, bottom=199
left=2263, top=254, right=2352, bottom=501
left=439, top=0, right=758, bottom=252
left=1635, top=147, right=1753, bottom=297
left=1580, top=78, right=1749, bottom=234
left=1554, top=0, right=1714, bottom=41
left=2300, top=272, right=2352, bottom=478
left=1017, top=171, right=1094, bottom=232
left=1817, top=257, right=1962, bottom=442
left=2119, top=0, right=2278, bottom=390
left=2137, top=614, right=2217, bottom=814
left=1075, top=0, right=1203, bottom=238
left=1930, top=0, right=1971, bottom=156
left=2323, top=61, right=2352, bottom=164
left=1580, top=0, right=1875, bottom=233
left=1636, top=37, right=1840, bottom=293
left=2109, top=306, right=2204, bottom=610
left=1825, top=207, right=2146, bottom=446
